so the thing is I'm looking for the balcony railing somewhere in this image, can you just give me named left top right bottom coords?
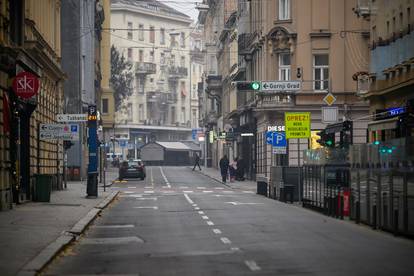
left=168, top=66, right=188, bottom=79
left=206, top=75, right=222, bottom=91
left=256, top=94, right=295, bottom=109
left=136, top=62, right=156, bottom=75
left=238, top=33, right=254, bottom=55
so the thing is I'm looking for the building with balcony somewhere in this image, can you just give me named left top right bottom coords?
left=354, top=0, right=414, bottom=141
left=111, top=0, right=194, bottom=148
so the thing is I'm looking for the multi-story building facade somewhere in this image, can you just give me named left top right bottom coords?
left=200, top=0, right=371, bottom=182
left=111, top=0, right=194, bottom=157
left=189, top=25, right=203, bottom=129
left=0, top=0, right=64, bottom=209
left=354, top=0, right=414, bottom=140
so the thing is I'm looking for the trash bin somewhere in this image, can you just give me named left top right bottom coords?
left=34, top=174, right=52, bottom=202
left=257, top=181, right=268, bottom=196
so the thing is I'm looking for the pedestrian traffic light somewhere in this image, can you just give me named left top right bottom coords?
left=236, top=81, right=261, bottom=91
left=316, top=130, right=335, bottom=148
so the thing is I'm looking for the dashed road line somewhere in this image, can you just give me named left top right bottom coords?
left=231, top=247, right=240, bottom=252
left=198, top=211, right=205, bottom=215
left=203, top=190, right=213, bottom=193
left=179, top=186, right=189, bottom=189
left=206, top=221, right=214, bottom=226
left=184, top=193, right=194, bottom=204
left=144, top=191, right=154, bottom=194
left=197, top=187, right=206, bottom=189
left=183, top=190, right=194, bottom=193
left=134, top=206, right=158, bottom=210
left=128, top=186, right=136, bottom=189
left=215, top=187, right=225, bottom=190
left=137, top=197, right=157, bottom=201
left=212, top=229, right=222, bottom=234
left=192, top=204, right=197, bottom=207
left=220, top=237, right=232, bottom=244
left=194, top=207, right=200, bottom=210
left=245, top=260, right=261, bottom=271
left=159, top=166, right=171, bottom=188
left=93, top=224, right=135, bottom=229
left=201, top=216, right=209, bottom=220
left=242, top=191, right=255, bottom=194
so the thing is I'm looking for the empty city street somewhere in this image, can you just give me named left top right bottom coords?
left=44, top=167, right=414, bottom=276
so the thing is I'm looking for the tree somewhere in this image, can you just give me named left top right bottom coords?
left=110, top=45, right=133, bottom=111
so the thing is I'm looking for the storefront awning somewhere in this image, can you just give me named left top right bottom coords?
left=367, top=117, right=398, bottom=132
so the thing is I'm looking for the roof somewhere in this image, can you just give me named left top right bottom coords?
left=112, top=0, right=190, bottom=19
left=156, top=141, right=191, bottom=151
left=181, top=141, right=202, bottom=151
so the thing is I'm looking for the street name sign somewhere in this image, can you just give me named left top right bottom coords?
left=39, top=123, right=80, bottom=141
left=285, top=112, right=311, bottom=139
left=261, top=81, right=301, bottom=92
left=57, top=114, right=88, bottom=122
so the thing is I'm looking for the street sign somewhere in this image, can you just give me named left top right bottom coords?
left=119, top=140, right=128, bottom=148
left=272, top=132, right=287, bottom=154
left=322, top=107, right=338, bottom=123
left=57, top=114, right=88, bottom=122
left=39, top=123, right=80, bottom=141
left=323, top=93, right=337, bottom=106
left=12, top=71, right=40, bottom=99
left=266, top=131, right=273, bottom=145
left=261, top=81, right=301, bottom=92
left=285, top=112, right=311, bottom=139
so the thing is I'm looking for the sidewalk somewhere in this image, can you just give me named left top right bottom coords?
left=190, top=166, right=257, bottom=192
left=0, top=169, right=119, bottom=276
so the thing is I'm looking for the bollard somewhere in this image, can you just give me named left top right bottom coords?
left=372, top=205, right=377, bottom=229
left=340, top=196, right=344, bottom=220
left=393, top=209, right=399, bottom=236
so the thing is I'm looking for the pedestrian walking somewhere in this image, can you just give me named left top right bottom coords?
left=229, top=157, right=238, bottom=182
left=192, top=153, right=202, bottom=171
left=219, top=155, right=229, bottom=183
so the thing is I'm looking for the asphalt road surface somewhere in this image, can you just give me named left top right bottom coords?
left=44, top=166, right=414, bottom=276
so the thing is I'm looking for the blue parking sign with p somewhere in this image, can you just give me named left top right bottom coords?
left=272, top=132, right=286, bottom=147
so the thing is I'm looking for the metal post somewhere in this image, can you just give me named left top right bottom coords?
left=297, top=138, right=301, bottom=202
left=204, top=134, right=207, bottom=168
left=103, top=166, right=106, bottom=192
left=63, top=147, right=67, bottom=189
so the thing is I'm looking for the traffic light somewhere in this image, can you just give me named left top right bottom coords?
left=63, top=140, right=74, bottom=150
left=316, top=130, right=335, bottom=148
left=236, top=81, right=261, bottom=91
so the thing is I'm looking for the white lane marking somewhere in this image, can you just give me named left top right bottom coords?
left=93, top=224, right=135, bottom=229
left=206, top=221, right=214, bottom=226
left=134, top=206, right=158, bottom=210
left=215, top=187, right=225, bottom=190
left=242, top=191, right=255, bottom=194
left=203, top=190, right=213, bottom=193
left=144, top=191, right=154, bottom=194
left=231, top=247, right=240, bottom=252
left=183, top=190, right=193, bottom=193
left=123, top=191, right=134, bottom=194
left=144, top=186, right=152, bottom=189
left=198, top=211, right=205, bottom=215
left=82, top=236, right=144, bottom=245
left=137, top=197, right=157, bottom=201
left=197, top=187, right=206, bottom=189
left=223, top=191, right=234, bottom=193
left=179, top=186, right=189, bottom=189
left=150, top=167, right=154, bottom=188
left=226, top=202, right=264, bottom=206
left=212, top=229, right=222, bottom=234
left=201, top=216, right=209, bottom=220
left=245, top=260, right=261, bottom=271
left=194, top=207, right=200, bottom=210
left=220, top=237, right=232, bottom=244
left=159, top=166, right=171, bottom=188
left=128, top=186, right=136, bottom=189
left=192, top=204, right=197, bottom=207
left=184, top=193, right=194, bottom=204
left=162, top=191, right=175, bottom=194
left=162, top=186, right=170, bottom=189
left=119, top=194, right=142, bottom=198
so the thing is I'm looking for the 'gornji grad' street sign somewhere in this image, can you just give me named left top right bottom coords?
left=284, top=112, right=311, bottom=139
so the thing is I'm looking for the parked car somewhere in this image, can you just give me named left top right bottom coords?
left=119, top=159, right=146, bottom=180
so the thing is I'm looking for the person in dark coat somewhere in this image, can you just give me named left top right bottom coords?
left=192, top=153, right=202, bottom=171
left=219, top=155, right=229, bottom=183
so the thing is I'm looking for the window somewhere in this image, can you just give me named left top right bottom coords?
left=127, top=103, right=133, bottom=120
left=192, top=84, right=197, bottom=99
left=160, top=53, right=165, bottom=65
left=127, top=48, right=133, bottom=61
left=181, top=107, right=186, bottom=123
left=138, top=104, right=144, bottom=121
left=149, top=51, right=154, bottom=62
left=149, top=26, right=155, bottom=43
left=278, top=53, right=291, bottom=81
left=180, top=56, right=186, bottom=67
left=180, top=32, right=185, bottom=47
left=170, top=34, right=177, bottom=47
left=127, top=22, right=133, bottom=39
left=171, top=106, right=176, bottom=123
left=171, top=55, right=175, bottom=66
left=102, top=98, right=108, bottom=114
left=278, top=0, right=290, bottom=20
left=137, top=77, right=144, bottom=93
left=160, top=28, right=165, bottom=44
left=138, top=24, right=144, bottom=41
left=195, top=39, right=201, bottom=50
left=139, top=50, right=143, bottom=62
left=313, top=54, right=329, bottom=91
left=192, top=109, right=197, bottom=127
left=180, top=81, right=187, bottom=97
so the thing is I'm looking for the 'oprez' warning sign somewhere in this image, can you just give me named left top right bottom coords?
left=284, top=112, right=311, bottom=139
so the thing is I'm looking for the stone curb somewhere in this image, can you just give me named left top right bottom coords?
left=16, top=191, right=119, bottom=276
